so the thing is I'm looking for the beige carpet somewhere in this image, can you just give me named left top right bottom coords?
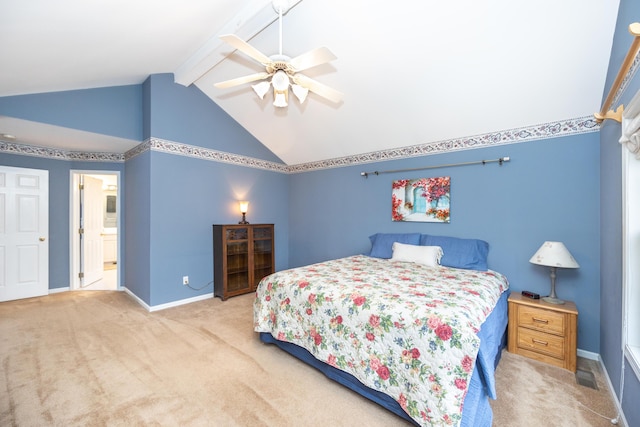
left=0, top=291, right=620, bottom=426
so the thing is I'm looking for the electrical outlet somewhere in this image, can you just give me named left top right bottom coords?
left=182, top=276, right=189, bottom=286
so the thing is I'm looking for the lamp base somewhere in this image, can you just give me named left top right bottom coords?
left=542, top=296, right=565, bottom=305
left=238, top=212, right=249, bottom=225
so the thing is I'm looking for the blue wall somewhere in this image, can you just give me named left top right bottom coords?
left=0, top=85, right=143, bottom=141
left=144, top=74, right=282, bottom=162
left=124, top=150, right=151, bottom=303
left=289, top=134, right=601, bottom=353
left=147, top=151, right=289, bottom=306
left=599, top=0, right=640, bottom=424
left=130, top=74, right=289, bottom=306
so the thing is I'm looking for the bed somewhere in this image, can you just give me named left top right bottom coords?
left=253, top=234, right=509, bottom=427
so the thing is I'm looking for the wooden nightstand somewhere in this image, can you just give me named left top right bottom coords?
left=507, top=292, right=578, bottom=372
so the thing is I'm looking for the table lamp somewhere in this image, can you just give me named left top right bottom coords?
left=238, top=201, right=249, bottom=224
left=529, top=241, right=579, bottom=304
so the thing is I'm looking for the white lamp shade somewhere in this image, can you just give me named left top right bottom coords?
left=529, top=241, right=579, bottom=268
left=291, top=84, right=309, bottom=103
left=273, top=91, right=288, bottom=107
left=239, top=201, right=249, bottom=214
left=252, top=81, right=271, bottom=99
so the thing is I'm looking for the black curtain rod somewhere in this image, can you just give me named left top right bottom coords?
left=360, top=156, right=510, bottom=178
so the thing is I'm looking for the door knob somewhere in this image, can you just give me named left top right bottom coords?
left=39, top=237, right=46, bottom=241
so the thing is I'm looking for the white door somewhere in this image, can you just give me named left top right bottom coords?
left=81, top=175, right=103, bottom=287
left=0, top=166, right=49, bottom=302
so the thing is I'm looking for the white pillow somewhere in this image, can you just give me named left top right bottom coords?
left=391, top=242, right=443, bottom=267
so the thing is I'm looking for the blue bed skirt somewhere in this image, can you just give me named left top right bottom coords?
left=259, top=291, right=509, bottom=426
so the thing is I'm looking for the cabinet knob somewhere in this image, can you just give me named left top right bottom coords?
left=39, top=237, right=46, bottom=242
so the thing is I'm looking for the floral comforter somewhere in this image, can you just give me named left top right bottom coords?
left=253, top=255, right=509, bottom=427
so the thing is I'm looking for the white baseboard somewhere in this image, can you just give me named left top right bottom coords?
left=49, top=286, right=123, bottom=294
left=578, top=348, right=599, bottom=361
left=46, top=286, right=212, bottom=312
left=122, top=287, right=213, bottom=312
left=122, top=287, right=150, bottom=310
left=567, top=349, right=628, bottom=426
left=595, top=353, right=629, bottom=427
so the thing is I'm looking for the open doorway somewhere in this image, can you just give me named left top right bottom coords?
left=70, top=171, right=120, bottom=291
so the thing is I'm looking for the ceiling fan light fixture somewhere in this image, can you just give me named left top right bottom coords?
left=252, top=81, right=271, bottom=99
left=273, top=91, right=288, bottom=108
left=271, top=70, right=290, bottom=92
left=214, top=0, right=340, bottom=110
left=291, top=84, right=309, bottom=103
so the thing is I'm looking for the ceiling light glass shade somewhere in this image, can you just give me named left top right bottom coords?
left=529, top=241, right=580, bottom=268
left=252, top=81, right=271, bottom=99
left=291, top=84, right=309, bottom=103
left=271, top=70, right=290, bottom=91
left=273, top=91, right=288, bottom=107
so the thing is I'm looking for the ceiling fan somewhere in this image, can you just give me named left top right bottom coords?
left=214, top=1, right=342, bottom=108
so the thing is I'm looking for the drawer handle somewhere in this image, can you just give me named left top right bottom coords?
left=532, top=317, right=549, bottom=324
left=532, top=338, right=548, bottom=346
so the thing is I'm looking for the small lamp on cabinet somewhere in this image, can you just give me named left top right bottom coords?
left=529, top=241, right=579, bottom=304
left=238, top=201, right=249, bottom=224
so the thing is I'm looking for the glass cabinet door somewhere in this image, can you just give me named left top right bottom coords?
left=252, top=226, right=273, bottom=288
left=226, top=227, right=249, bottom=293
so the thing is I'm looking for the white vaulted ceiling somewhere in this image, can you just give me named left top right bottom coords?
left=0, top=0, right=621, bottom=165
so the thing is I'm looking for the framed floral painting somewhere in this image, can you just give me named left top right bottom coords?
left=392, top=176, right=450, bottom=222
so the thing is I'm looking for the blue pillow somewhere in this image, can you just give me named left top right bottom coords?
left=420, top=234, right=489, bottom=271
left=369, top=233, right=421, bottom=259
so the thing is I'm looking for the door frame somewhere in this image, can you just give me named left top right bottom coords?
left=69, top=170, right=121, bottom=290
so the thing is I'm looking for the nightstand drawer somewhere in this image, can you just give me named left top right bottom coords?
left=517, top=305, right=565, bottom=335
left=517, top=327, right=565, bottom=359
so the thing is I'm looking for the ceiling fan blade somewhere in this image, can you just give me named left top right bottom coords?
left=219, top=34, right=272, bottom=65
left=289, top=47, right=337, bottom=72
left=214, top=72, right=272, bottom=89
left=292, top=74, right=343, bottom=104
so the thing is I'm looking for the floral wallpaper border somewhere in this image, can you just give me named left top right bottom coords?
left=131, top=138, right=290, bottom=173
left=1, top=116, right=599, bottom=173
left=0, top=140, right=125, bottom=162
left=290, top=116, right=599, bottom=173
